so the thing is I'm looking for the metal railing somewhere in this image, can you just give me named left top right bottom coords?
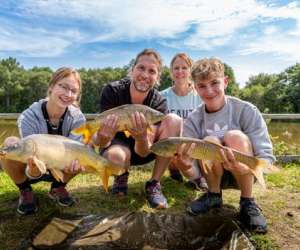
left=1, top=113, right=300, bottom=121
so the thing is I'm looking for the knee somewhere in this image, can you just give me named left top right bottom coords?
left=3, top=136, right=20, bottom=147
left=223, top=130, right=252, bottom=153
left=160, top=113, right=182, bottom=136
left=203, top=135, right=222, bottom=145
left=103, top=146, right=130, bottom=167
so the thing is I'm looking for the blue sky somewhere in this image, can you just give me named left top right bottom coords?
left=0, top=0, right=299, bottom=87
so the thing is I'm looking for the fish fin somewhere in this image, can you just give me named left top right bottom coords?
left=31, top=156, right=47, bottom=174
left=72, top=125, right=92, bottom=144
left=251, top=168, right=266, bottom=190
left=146, top=127, right=154, bottom=136
left=201, top=160, right=213, bottom=175
left=264, top=163, right=281, bottom=174
left=124, top=130, right=131, bottom=138
left=50, top=169, right=65, bottom=182
left=251, top=158, right=272, bottom=190
left=100, top=164, right=125, bottom=192
left=101, top=168, right=110, bottom=192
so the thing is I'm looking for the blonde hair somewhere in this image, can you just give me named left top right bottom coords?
left=191, top=58, right=224, bottom=82
left=170, top=53, right=193, bottom=70
left=170, top=53, right=194, bottom=87
left=47, top=67, right=82, bottom=106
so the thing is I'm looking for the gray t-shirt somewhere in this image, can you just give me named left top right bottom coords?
left=183, top=96, right=275, bottom=164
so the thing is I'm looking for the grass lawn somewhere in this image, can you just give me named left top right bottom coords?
left=0, top=163, right=299, bottom=249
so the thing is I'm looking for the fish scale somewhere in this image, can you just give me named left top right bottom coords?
left=71, top=104, right=166, bottom=143
left=150, top=137, right=279, bottom=190
left=0, top=134, right=125, bottom=191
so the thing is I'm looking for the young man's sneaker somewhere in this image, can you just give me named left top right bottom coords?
left=17, top=188, right=38, bottom=215
left=169, top=168, right=183, bottom=183
left=240, top=198, right=268, bottom=234
left=185, top=177, right=208, bottom=191
left=145, top=180, right=168, bottom=209
left=111, top=171, right=129, bottom=196
left=48, top=186, right=75, bottom=207
left=186, top=192, right=222, bottom=216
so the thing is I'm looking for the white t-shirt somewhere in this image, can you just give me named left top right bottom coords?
left=160, top=87, right=202, bottom=119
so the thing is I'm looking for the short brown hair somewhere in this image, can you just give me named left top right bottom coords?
left=133, top=48, right=163, bottom=75
left=191, top=58, right=224, bottom=82
left=47, top=67, right=82, bottom=106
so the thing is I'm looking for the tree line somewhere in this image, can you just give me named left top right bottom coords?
left=0, top=57, right=299, bottom=113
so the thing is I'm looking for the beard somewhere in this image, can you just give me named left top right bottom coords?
left=132, top=80, right=152, bottom=93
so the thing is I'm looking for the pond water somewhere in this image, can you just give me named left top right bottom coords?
left=0, top=120, right=299, bottom=152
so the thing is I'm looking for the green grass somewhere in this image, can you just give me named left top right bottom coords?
left=0, top=164, right=299, bottom=249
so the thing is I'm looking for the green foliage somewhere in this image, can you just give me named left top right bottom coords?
left=158, top=66, right=172, bottom=91
left=0, top=57, right=299, bottom=113
left=224, top=63, right=240, bottom=96
left=251, top=234, right=279, bottom=250
left=285, top=63, right=300, bottom=112
left=271, top=136, right=290, bottom=155
left=266, top=164, right=300, bottom=191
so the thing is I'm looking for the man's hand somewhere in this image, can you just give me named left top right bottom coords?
left=220, top=147, right=251, bottom=175
left=126, top=111, right=148, bottom=141
left=173, top=143, right=195, bottom=172
left=94, top=114, right=119, bottom=147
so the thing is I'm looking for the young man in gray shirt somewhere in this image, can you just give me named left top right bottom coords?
left=175, top=58, right=275, bottom=234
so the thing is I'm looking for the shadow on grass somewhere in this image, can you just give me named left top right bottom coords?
left=0, top=170, right=240, bottom=250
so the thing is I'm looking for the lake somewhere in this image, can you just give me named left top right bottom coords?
left=0, top=120, right=299, bottom=153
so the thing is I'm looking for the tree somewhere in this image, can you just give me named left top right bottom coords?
left=224, top=63, right=240, bottom=96
left=285, top=63, right=300, bottom=112
left=0, top=58, right=25, bottom=112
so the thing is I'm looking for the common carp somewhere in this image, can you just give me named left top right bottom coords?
left=72, top=104, right=166, bottom=143
left=151, top=137, right=279, bottom=189
left=0, top=134, right=125, bottom=191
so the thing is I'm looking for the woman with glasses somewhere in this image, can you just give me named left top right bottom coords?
left=1, top=67, right=86, bottom=215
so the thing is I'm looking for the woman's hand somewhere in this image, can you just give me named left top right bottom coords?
left=64, top=159, right=85, bottom=174
left=26, top=157, right=43, bottom=178
left=3, top=136, right=20, bottom=147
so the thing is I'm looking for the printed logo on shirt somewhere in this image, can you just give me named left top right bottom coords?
left=169, top=109, right=194, bottom=119
left=206, top=123, right=228, bottom=138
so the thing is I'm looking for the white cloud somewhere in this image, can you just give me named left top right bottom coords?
left=1, top=0, right=299, bottom=67
left=0, top=19, right=83, bottom=57
left=239, top=34, right=300, bottom=62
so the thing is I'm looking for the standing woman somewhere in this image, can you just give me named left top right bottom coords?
left=160, top=53, right=206, bottom=189
left=1, top=67, right=86, bottom=215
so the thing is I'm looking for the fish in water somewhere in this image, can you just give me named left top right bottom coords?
left=71, top=104, right=166, bottom=143
left=151, top=137, right=279, bottom=190
left=0, top=134, right=125, bottom=191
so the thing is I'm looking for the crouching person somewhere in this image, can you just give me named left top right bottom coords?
left=0, top=67, right=86, bottom=215
left=93, top=49, right=182, bottom=209
left=175, top=58, right=275, bottom=233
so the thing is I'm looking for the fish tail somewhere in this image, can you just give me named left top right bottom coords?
left=101, top=168, right=109, bottom=192
left=251, top=158, right=273, bottom=190
left=98, top=163, right=125, bottom=192
left=124, top=130, right=131, bottom=138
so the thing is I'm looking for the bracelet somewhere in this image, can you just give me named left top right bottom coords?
left=25, top=165, right=43, bottom=180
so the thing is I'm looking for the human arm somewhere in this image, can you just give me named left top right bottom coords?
left=240, top=104, right=275, bottom=164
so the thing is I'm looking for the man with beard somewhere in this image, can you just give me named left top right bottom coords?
left=93, top=49, right=182, bottom=209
